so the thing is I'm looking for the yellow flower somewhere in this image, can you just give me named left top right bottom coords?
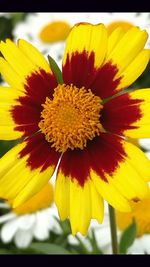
left=0, top=23, right=150, bottom=235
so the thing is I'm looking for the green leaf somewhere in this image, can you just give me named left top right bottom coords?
left=55, top=218, right=71, bottom=235
left=29, top=242, right=70, bottom=254
left=119, top=219, right=137, bottom=254
left=48, top=55, right=64, bottom=84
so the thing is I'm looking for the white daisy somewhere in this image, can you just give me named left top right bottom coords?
left=13, top=12, right=92, bottom=68
left=0, top=183, right=62, bottom=249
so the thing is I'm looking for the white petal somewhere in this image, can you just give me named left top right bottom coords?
left=67, top=234, right=79, bottom=245
left=38, top=206, right=62, bottom=234
left=67, top=234, right=92, bottom=252
left=140, top=235, right=150, bottom=254
left=0, top=203, right=10, bottom=209
left=0, top=212, right=16, bottom=224
left=45, top=206, right=63, bottom=234
left=14, top=229, right=33, bottom=248
left=0, top=217, right=20, bottom=243
left=145, top=152, right=150, bottom=160
left=139, top=138, right=150, bottom=150
left=128, top=237, right=145, bottom=254
left=33, top=212, right=50, bottom=240
left=18, top=214, right=36, bottom=230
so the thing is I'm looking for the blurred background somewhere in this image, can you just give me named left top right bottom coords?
left=0, top=12, right=150, bottom=254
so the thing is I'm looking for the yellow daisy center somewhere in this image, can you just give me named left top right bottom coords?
left=39, top=21, right=71, bottom=43
left=107, top=20, right=134, bottom=35
left=39, top=84, right=103, bottom=153
left=13, top=183, right=54, bottom=215
left=116, top=198, right=150, bottom=237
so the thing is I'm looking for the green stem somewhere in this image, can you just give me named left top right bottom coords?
left=108, top=204, right=119, bottom=254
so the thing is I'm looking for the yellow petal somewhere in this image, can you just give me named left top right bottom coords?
left=55, top=171, right=70, bottom=220
left=91, top=169, right=131, bottom=212
left=106, top=27, right=125, bottom=57
left=13, top=166, right=54, bottom=208
left=0, top=39, right=54, bottom=90
left=91, top=138, right=150, bottom=212
left=14, top=183, right=54, bottom=214
left=0, top=39, right=37, bottom=79
left=0, top=135, right=59, bottom=207
left=106, top=26, right=148, bottom=75
left=69, top=179, right=91, bottom=235
left=124, top=89, right=150, bottom=138
left=63, top=23, right=108, bottom=69
left=18, top=39, right=51, bottom=73
left=89, top=179, right=104, bottom=223
left=55, top=170, right=104, bottom=235
left=0, top=86, right=25, bottom=140
left=0, top=57, right=24, bottom=90
left=116, top=49, right=150, bottom=90
left=107, top=21, right=134, bottom=35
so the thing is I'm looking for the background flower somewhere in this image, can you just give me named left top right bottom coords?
left=0, top=183, right=61, bottom=248
left=13, top=13, right=92, bottom=67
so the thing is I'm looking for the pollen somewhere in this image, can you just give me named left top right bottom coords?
left=39, top=84, right=103, bottom=152
left=116, top=198, right=150, bottom=237
left=13, top=183, right=54, bottom=215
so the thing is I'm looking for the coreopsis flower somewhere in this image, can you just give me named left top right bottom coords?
left=0, top=183, right=61, bottom=248
left=0, top=23, right=150, bottom=235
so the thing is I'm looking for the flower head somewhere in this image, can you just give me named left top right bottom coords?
left=117, top=198, right=150, bottom=237
left=0, top=23, right=150, bottom=235
left=0, top=183, right=61, bottom=248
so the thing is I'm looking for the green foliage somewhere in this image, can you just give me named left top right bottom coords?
left=29, top=243, right=70, bottom=254
left=0, top=16, right=13, bottom=41
left=87, top=229, right=103, bottom=254
left=0, top=248, right=14, bottom=254
left=0, top=13, right=28, bottom=42
left=48, top=55, right=64, bottom=84
left=9, top=13, right=28, bottom=27
left=119, top=219, right=137, bottom=254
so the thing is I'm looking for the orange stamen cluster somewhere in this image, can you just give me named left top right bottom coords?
left=39, top=84, right=103, bottom=152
